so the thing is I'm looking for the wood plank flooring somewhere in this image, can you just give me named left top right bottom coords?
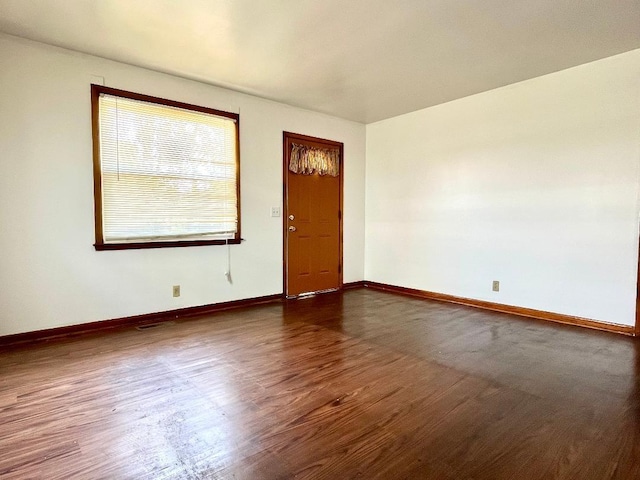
left=1, top=288, right=640, bottom=479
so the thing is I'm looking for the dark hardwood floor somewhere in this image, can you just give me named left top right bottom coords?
left=1, top=288, right=640, bottom=479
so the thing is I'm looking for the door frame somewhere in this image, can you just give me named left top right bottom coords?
left=282, top=131, right=344, bottom=297
left=636, top=238, right=640, bottom=336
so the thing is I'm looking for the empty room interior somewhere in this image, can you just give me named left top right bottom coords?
left=2, top=1, right=640, bottom=478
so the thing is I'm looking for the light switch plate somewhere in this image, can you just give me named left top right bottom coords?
left=271, top=206, right=281, bottom=217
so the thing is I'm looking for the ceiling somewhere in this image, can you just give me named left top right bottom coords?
left=1, top=0, right=639, bottom=123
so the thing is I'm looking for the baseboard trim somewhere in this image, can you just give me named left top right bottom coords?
left=0, top=293, right=284, bottom=348
left=363, top=281, right=635, bottom=336
left=4, top=281, right=632, bottom=346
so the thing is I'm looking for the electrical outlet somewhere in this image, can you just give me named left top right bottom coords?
left=492, top=280, right=499, bottom=292
left=173, top=285, right=180, bottom=297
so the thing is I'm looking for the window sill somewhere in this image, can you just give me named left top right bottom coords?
left=94, top=238, right=242, bottom=251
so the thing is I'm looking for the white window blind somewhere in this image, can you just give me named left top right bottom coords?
left=97, top=92, right=238, bottom=244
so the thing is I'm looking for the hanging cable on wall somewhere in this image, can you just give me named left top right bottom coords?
left=225, top=236, right=233, bottom=284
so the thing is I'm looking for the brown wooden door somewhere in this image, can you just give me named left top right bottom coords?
left=284, top=132, right=343, bottom=297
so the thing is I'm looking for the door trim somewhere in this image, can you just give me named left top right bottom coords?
left=636, top=237, right=640, bottom=336
left=282, top=131, right=344, bottom=297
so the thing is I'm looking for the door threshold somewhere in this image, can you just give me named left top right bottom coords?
left=287, top=288, right=339, bottom=300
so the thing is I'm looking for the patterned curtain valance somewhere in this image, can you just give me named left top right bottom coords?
left=289, top=143, right=340, bottom=177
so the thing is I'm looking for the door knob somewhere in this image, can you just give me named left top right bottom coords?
left=289, top=226, right=296, bottom=232
left=289, top=214, right=295, bottom=220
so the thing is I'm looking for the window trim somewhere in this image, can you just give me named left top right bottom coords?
left=90, top=85, right=241, bottom=251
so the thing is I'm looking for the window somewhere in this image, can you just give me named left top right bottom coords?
left=91, top=85, right=240, bottom=250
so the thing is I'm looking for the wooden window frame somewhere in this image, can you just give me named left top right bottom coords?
left=91, top=85, right=241, bottom=251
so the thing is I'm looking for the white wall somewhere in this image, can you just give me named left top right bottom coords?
left=2, top=33, right=638, bottom=336
left=366, top=49, right=640, bottom=326
left=0, top=34, right=366, bottom=336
